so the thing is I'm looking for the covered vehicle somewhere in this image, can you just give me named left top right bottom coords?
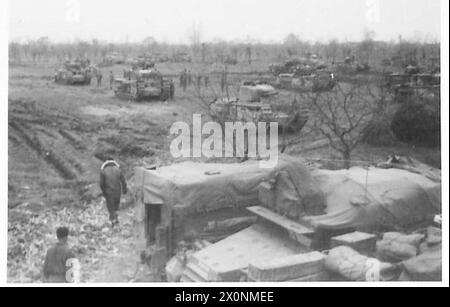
left=114, top=69, right=174, bottom=101
left=134, top=156, right=325, bottom=253
left=135, top=155, right=440, bottom=280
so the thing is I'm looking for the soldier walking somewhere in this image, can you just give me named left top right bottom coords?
left=99, top=158, right=127, bottom=227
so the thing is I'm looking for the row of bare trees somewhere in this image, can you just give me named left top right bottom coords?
left=9, top=34, right=440, bottom=67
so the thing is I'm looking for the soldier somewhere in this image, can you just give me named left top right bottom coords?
left=181, top=69, right=187, bottom=92
left=99, top=158, right=127, bottom=227
left=179, top=70, right=184, bottom=86
left=109, top=71, right=114, bottom=90
left=220, top=69, right=227, bottom=92
left=197, top=74, right=202, bottom=89
left=43, top=227, right=76, bottom=283
left=187, top=70, right=192, bottom=86
left=96, top=69, right=103, bottom=87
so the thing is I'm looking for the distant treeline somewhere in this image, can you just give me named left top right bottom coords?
left=8, top=35, right=440, bottom=68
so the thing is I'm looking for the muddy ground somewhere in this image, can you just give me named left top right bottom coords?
left=7, top=61, right=440, bottom=282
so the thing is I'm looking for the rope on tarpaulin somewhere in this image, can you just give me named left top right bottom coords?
left=304, top=157, right=375, bottom=165
left=304, top=157, right=375, bottom=204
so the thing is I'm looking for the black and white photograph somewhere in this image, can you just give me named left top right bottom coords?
left=1, top=0, right=448, bottom=288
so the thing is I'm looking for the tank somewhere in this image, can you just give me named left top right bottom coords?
left=211, top=81, right=308, bottom=133
left=114, top=69, right=174, bottom=101
left=274, top=72, right=336, bottom=93
left=54, top=62, right=92, bottom=85
left=385, top=72, right=440, bottom=103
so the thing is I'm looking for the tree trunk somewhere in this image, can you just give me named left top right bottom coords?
left=343, top=150, right=351, bottom=169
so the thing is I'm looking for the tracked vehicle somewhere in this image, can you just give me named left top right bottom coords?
left=114, top=69, right=174, bottom=101
left=54, top=62, right=92, bottom=85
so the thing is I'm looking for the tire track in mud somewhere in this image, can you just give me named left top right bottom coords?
left=9, top=121, right=78, bottom=180
left=58, top=129, right=86, bottom=150
left=9, top=98, right=96, bottom=180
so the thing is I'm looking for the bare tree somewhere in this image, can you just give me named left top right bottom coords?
left=91, top=39, right=100, bottom=61
left=9, top=42, right=21, bottom=63
left=359, top=29, right=376, bottom=64
left=326, top=39, right=339, bottom=63
left=307, top=82, right=377, bottom=168
left=188, top=22, right=203, bottom=60
left=193, top=74, right=241, bottom=125
left=201, top=43, right=207, bottom=63
left=245, top=46, right=252, bottom=65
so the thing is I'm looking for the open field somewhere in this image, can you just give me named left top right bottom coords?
left=7, top=60, right=440, bottom=282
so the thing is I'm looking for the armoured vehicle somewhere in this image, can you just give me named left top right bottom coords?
left=270, top=56, right=327, bottom=77
left=54, top=62, right=92, bottom=85
left=172, top=52, right=192, bottom=63
left=108, top=52, right=125, bottom=64
left=127, top=54, right=156, bottom=70
left=224, top=56, right=238, bottom=65
left=152, top=53, right=169, bottom=63
left=113, top=69, right=174, bottom=101
left=98, top=57, right=113, bottom=67
left=274, top=72, right=336, bottom=93
left=135, top=54, right=156, bottom=69
left=335, top=61, right=370, bottom=75
left=211, top=81, right=308, bottom=133
left=385, top=72, right=440, bottom=102
left=99, top=52, right=126, bottom=67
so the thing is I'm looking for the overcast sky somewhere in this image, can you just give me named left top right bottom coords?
left=8, top=0, right=441, bottom=43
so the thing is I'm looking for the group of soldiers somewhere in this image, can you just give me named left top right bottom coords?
left=179, top=69, right=211, bottom=91
left=43, top=158, right=128, bottom=283
left=90, top=68, right=116, bottom=89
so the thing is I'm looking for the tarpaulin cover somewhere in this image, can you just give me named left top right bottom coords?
left=134, top=156, right=325, bottom=216
left=239, top=84, right=277, bottom=102
left=399, top=227, right=442, bottom=281
left=305, top=167, right=441, bottom=230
